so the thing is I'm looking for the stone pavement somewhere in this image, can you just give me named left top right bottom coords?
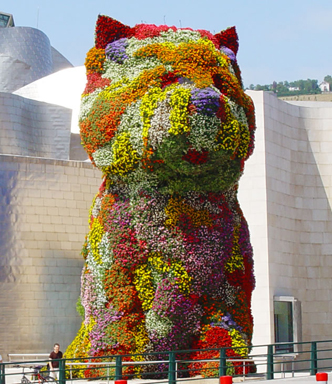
left=64, top=372, right=332, bottom=384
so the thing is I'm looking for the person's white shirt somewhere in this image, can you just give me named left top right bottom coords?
left=0, top=354, right=2, bottom=362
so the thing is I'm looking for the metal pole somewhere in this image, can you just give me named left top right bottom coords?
left=267, top=345, right=274, bottom=380
left=0, top=363, right=5, bottom=384
left=168, top=352, right=176, bottom=384
left=115, top=356, right=122, bottom=381
left=58, top=359, right=66, bottom=384
left=310, top=341, right=318, bottom=375
left=219, top=348, right=227, bottom=377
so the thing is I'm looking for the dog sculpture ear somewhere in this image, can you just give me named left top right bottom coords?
left=214, top=26, right=239, bottom=55
left=95, top=15, right=134, bottom=49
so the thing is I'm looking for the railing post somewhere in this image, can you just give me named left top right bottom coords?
left=115, top=355, right=123, bottom=380
left=267, top=345, right=274, bottom=380
left=58, top=359, right=66, bottom=384
left=219, top=348, right=227, bottom=377
left=310, top=341, right=318, bottom=375
left=0, top=363, right=5, bottom=384
left=168, top=352, right=176, bottom=384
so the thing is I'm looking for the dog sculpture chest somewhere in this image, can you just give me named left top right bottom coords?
left=67, top=15, right=256, bottom=373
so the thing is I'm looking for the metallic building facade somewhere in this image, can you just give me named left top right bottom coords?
left=0, top=23, right=100, bottom=354
left=0, top=27, right=54, bottom=92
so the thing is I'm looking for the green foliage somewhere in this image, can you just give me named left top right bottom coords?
left=324, top=75, right=332, bottom=87
left=247, top=78, right=323, bottom=97
left=152, top=135, right=242, bottom=194
left=226, top=361, right=236, bottom=376
left=76, top=297, right=85, bottom=319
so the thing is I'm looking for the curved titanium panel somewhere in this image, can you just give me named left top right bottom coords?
left=0, top=27, right=53, bottom=92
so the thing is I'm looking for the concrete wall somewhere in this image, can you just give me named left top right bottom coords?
left=0, top=93, right=72, bottom=160
left=0, top=155, right=101, bottom=354
left=239, top=91, right=332, bottom=346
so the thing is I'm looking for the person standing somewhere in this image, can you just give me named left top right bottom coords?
left=49, top=343, right=62, bottom=379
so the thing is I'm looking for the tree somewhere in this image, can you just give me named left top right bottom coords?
left=272, top=81, right=277, bottom=91
left=248, top=77, right=321, bottom=97
left=255, top=84, right=269, bottom=91
left=276, top=82, right=289, bottom=94
left=324, top=75, right=332, bottom=88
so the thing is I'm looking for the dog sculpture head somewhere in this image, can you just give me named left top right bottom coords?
left=80, top=16, right=255, bottom=194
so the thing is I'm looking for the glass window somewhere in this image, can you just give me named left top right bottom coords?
left=274, top=296, right=301, bottom=354
left=274, top=301, right=294, bottom=353
left=0, top=14, right=10, bottom=27
left=0, top=13, right=14, bottom=28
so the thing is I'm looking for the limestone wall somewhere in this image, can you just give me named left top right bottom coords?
left=0, top=155, right=101, bottom=354
left=264, top=95, right=332, bottom=342
left=238, top=91, right=272, bottom=346
left=239, top=91, right=332, bottom=345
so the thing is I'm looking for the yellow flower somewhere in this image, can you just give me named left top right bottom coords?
left=109, top=132, right=139, bottom=175
left=165, top=196, right=212, bottom=227
left=133, top=264, right=154, bottom=311
left=169, top=88, right=191, bottom=135
left=88, top=220, right=104, bottom=264
left=225, top=226, right=244, bottom=273
left=229, top=328, right=248, bottom=357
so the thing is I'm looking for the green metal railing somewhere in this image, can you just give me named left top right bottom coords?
left=1, top=339, right=332, bottom=384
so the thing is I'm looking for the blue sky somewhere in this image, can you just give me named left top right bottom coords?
left=2, top=0, right=332, bottom=87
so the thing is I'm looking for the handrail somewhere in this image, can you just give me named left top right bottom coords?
left=7, top=354, right=49, bottom=363
left=1, top=339, right=332, bottom=383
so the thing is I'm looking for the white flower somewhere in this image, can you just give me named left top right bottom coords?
left=117, top=100, right=144, bottom=155
left=79, top=91, right=100, bottom=121
left=124, top=166, right=160, bottom=196
left=188, top=113, right=221, bottom=152
left=91, top=196, right=102, bottom=218
left=228, top=99, right=249, bottom=129
left=146, top=310, right=173, bottom=338
left=86, top=246, right=107, bottom=308
left=92, top=145, right=114, bottom=168
left=99, top=233, right=114, bottom=267
left=125, top=30, right=202, bottom=59
left=149, top=97, right=171, bottom=149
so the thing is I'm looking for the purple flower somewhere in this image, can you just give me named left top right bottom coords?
left=105, top=38, right=128, bottom=64
left=190, top=87, right=220, bottom=115
left=220, top=46, right=236, bottom=61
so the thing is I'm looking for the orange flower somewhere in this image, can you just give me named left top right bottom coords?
left=85, top=47, right=106, bottom=74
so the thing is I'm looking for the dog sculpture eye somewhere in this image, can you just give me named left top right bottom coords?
left=67, top=15, right=256, bottom=378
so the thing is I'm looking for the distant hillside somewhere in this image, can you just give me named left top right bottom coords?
left=279, top=93, right=332, bottom=102
left=247, top=76, right=332, bottom=99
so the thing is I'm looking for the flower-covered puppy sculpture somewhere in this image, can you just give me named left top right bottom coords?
left=66, top=15, right=256, bottom=377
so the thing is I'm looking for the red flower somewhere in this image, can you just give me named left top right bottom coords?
left=133, top=23, right=177, bottom=39
left=216, top=95, right=227, bottom=122
left=95, top=15, right=134, bottom=49
left=214, top=26, right=239, bottom=55
left=182, top=149, right=209, bottom=164
left=197, top=29, right=219, bottom=48
left=83, top=72, right=111, bottom=94
left=160, top=71, right=178, bottom=88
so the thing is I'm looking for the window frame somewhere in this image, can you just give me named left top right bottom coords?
left=273, top=296, right=302, bottom=354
